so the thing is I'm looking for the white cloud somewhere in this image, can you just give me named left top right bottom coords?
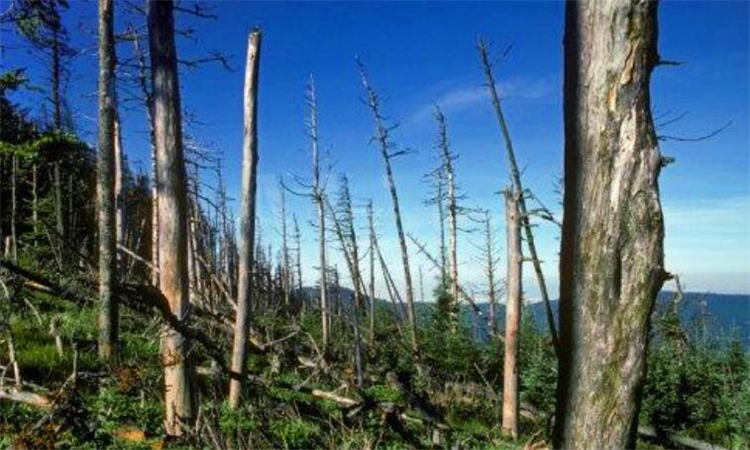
left=409, top=76, right=555, bottom=123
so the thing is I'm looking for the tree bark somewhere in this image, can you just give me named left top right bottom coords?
left=147, top=0, right=195, bottom=435
left=229, top=28, right=261, bottom=409
left=114, top=117, right=125, bottom=255
left=97, top=0, right=117, bottom=363
left=502, top=190, right=522, bottom=439
left=553, top=1, right=666, bottom=448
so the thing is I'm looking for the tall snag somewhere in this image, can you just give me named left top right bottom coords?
left=97, top=0, right=117, bottom=363
left=306, top=76, right=330, bottom=348
left=358, top=60, right=418, bottom=353
left=553, top=1, right=667, bottom=448
left=147, top=0, right=195, bottom=434
left=229, top=28, right=262, bottom=409
left=502, top=190, right=522, bottom=438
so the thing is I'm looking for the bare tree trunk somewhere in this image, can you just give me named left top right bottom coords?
left=11, top=155, right=18, bottom=263
left=229, top=28, right=262, bottom=409
left=358, top=61, right=418, bottom=353
left=502, top=190, right=522, bottom=439
left=367, top=201, right=376, bottom=341
left=97, top=0, right=117, bottom=363
left=553, top=1, right=666, bottom=448
left=32, top=163, right=38, bottom=242
left=51, top=27, right=64, bottom=243
left=478, top=40, right=560, bottom=356
left=148, top=0, right=195, bottom=434
left=307, top=76, right=330, bottom=349
left=114, top=117, right=125, bottom=255
left=279, top=180, right=291, bottom=307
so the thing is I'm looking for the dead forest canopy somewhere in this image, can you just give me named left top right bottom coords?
left=0, top=1, right=749, bottom=449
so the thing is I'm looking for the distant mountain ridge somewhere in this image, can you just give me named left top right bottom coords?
left=300, top=286, right=750, bottom=347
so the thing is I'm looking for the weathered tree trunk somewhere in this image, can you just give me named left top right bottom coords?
left=358, top=62, right=418, bottom=353
left=229, top=29, right=262, bottom=409
left=97, top=0, right=117, bottom=363
left=147, top=0, right=195, bottom=435
left=502, top=190, right=522, bottom=439
left=479, top=39, right=560, bottom=355
left=114, top=117, right=125, bottom=254
left=553, top=1, right=666, bottom=448
left=367, top=201, right=376, bottom=341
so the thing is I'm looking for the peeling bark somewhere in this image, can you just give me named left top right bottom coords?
left=502, top=190, right=521, bottom=439
left=147, top=0, right=195, bottom=435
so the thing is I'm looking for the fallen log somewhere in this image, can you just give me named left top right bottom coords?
left=638, top=424, right=730, bottom=450
left=0, top=388, right=52, bottom=409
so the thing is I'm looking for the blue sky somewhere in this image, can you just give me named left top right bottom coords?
left=3, top=1, right=749, bottom=298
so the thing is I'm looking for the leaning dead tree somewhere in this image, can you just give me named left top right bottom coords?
left=553, top=1, right=667, bottom=448
left=478, top=38, right=560, bottom=355
left=358, top=59, right=418, bottom=353
left=97, top=0, right=117, bottom=363
left=229, top=28, right=261, bottom=409
left=147, top=0, right=194, bottom=435
left=502, top=189, right=522, bottom=438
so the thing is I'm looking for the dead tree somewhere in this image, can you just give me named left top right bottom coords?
left=434, top=106, right=461, bottom=327
left=478, top=39, right=560, bottom=355
left=502, top=190, right=522, bottom=438
left=292, top=214, right=303, bottom=299
left=129, top=27, right=159, bottom=287
left=147, top=0, right=195, bottom=434
left=327, top=177, right=365, bottom=387
left=307, top=76, right=331, bottom=348
left=476, top=209, right=500, bottom=337
left=97, top=0, right=117, bottom=363
left=423, top=167, right=447, bottom=281
left=279, top=178, right=291, bottom=307
left=114, top=118, right=125, bottom=255
left=553, top=1, right=667, bottom=448
left=358, top=60, right=418, bottom=353
left=366, top=201, right=376, bottom=341
left=229, top=28, right=262, bottom=409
